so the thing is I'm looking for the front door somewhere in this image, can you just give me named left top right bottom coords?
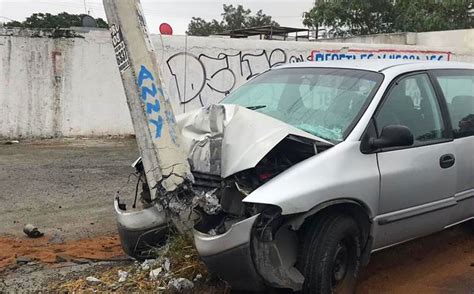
left=373, top=72, right=456, bottom=248
left=432, top=69, right=474, bottom=223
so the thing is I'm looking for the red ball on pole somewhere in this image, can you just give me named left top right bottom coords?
left=159, top=23, right=173, bottom=35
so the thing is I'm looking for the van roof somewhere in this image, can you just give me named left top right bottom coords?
left=279, top=60, right=474, bottom=73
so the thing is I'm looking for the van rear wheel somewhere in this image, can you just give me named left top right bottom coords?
left=299, top=214, right=361, bottom=294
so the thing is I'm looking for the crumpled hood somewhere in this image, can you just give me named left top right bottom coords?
left=176, top=104, right=332, bottom=178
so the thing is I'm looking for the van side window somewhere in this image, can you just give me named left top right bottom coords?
left=375, top=74, right=445, bottom=143
left=433, top=70, right=474, bottom=138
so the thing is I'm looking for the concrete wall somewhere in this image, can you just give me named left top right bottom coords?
left=0, top=28, right=131, bottom=138
left=1, top=28, right=473, bottom=138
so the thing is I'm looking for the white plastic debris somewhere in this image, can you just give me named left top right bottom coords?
left=167, top=278, right=194, bottom=291
left=118, top=270, right=129, bottom=283
left=86, top=276, right=102, bottom=285
left=140, top=259, right=157, bottom=271
left=149, top=267, right=163, bottom=280
left=163, top=258, right=171, bottom=272
left=193, top=273, right=203, bottom=282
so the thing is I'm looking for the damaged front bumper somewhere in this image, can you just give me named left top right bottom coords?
left=193, top=214, right=267, bottom=291
left=115, top=186, right=305, bottom=291
left=193, top=209, right=304, bottom=292
left=114, top=197, right=169, bottom=259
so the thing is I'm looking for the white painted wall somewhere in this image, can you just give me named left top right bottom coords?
left=0, top=29, right=132, bottom=138
left=1, top=28, right=473, bottom=138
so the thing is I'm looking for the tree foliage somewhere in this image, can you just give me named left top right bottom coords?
left=187, top=4, right=279, bottom=36
left=394, top=0, right=474, bottom=32
left=303, top=0, right=474, bottom=38
left=4, top=12, right=108, bottom=29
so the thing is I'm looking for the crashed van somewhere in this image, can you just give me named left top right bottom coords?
left=115, top=60, right=474, bottom=293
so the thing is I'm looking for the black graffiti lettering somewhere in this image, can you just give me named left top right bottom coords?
left=289, top=54, right=312, bottom=63
left=166, top=52, right=206, bottom=106
left=166, top=48, right=310, bottom=112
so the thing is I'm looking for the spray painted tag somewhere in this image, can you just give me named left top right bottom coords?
left=110, top=24, right=131, bottom=74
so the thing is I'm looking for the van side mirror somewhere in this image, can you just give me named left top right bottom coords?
left=370, top=125, right=414, bottom=150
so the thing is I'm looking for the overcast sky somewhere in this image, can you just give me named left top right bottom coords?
left=0, top=0, right=314, bottom=34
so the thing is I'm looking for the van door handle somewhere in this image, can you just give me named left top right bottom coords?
left=440, top=154, right=455, bottom=169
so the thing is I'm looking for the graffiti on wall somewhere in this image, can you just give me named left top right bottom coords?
left=165, top=49, right=311, bottom=112
left=164, top=47, right=452, bottom=113
left=311, top=48, right=452, bottom=62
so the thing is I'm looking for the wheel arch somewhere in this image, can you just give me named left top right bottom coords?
left=287, top=199, right=374, bottom=265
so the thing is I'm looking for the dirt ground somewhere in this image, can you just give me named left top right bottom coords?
left=0, top=137, right=138, bottom=240
left=1, top=138, right=474, bottom=293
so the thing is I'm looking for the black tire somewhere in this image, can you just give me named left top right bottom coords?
left=298, top=214, right=361, bottom=294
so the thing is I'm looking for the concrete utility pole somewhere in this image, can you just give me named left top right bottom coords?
left=102, top=1, right=193, bottom=199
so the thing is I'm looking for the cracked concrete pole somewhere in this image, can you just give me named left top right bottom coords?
left=102, top=0, right=193, bottom=197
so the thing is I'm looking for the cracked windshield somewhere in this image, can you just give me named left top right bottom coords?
left=222, top=68, right=383, bottom=142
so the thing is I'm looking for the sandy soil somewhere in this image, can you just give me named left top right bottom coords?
left=357, top=225, right=474, bottom=293
left=0, top=234, right=124, bottom=269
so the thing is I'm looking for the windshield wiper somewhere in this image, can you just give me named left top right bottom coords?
left=246, top=105, right=267, bottom=110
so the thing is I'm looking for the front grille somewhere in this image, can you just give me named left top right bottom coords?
left=192, top=172, right=222, bottom=189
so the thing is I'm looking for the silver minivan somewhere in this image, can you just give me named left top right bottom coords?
left=115, top=60, right=474, bottom=293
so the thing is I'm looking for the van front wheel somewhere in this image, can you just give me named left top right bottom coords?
left=300, top=214, right=362, bottom=294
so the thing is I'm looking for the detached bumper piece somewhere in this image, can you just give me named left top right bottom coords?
left=193, top=214, right=266, bottom=292
left=114, top=197, right=169, bottom=259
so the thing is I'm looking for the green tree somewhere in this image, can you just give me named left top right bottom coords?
left=393, top=0, right=474, bottom=32
left=187, top=4, right=279, bottom=36
left=187, top=17, right=225, bottom=36
left=303, top=0, right=396, bottom=38
left=4, top=12, right=108, bottom=29
left=303, top=0, right=474, bottom=38
left=246, top=9, right=280, bottom=28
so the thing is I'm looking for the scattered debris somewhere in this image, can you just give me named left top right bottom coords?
left=48, top=234, right=217, bottom=292
left=23, top=224, right=44, bottom=238
left=192, top=188, right=222, bottom=215
left=193, top=273, right=203, bottom=282
left=140, top=259, right=157, bottom=271
left=117, top=270, right=129, bottom=283
left=167, top=277, right=194, bottom=292
left=167, top=197, right=191, bottom=214
left=16, top=256, right=32, bottom=265
left=149, top=267, right=162, bottom=280
left=55, top=253, right=90, bottom=264
left=163, top=257, right=171, bottom=272
left=4, top=140, right=19, bottom=145
left=85, top=276, right=102, bottom=285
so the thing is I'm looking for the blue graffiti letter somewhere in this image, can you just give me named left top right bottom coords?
left=149, top=115, right=164, bottom=139
left=146, top=99, right=161, bottom=114
left=137, top=65, right=154, bottom=86
left=141, top=83, right=157, bottom=101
